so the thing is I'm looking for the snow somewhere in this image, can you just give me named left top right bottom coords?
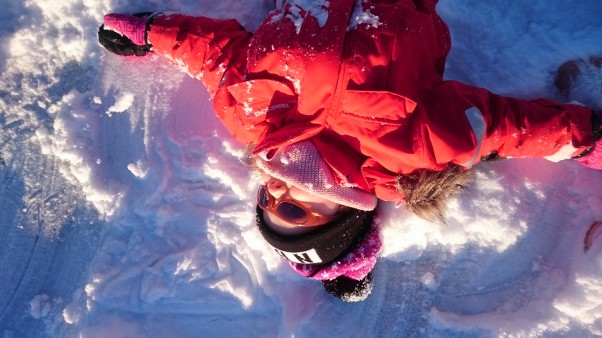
left=106, top=93, right=134, bottom=115
left=0, top=0, right=601, bottom=337
left=271, top=0, right=331, bottom=34
left=348, top=0, right=381, bottom=31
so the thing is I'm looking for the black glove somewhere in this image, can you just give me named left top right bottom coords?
left=593, top=110, right=601, bottom=141
left=98, top=12, right=155, bottom=57
left=322, top=272, right=373, bottom=302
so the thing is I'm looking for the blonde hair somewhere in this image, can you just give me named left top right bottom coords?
left=395, top=164, right=473, bottom=223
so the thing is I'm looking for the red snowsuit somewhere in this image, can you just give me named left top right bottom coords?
left=147, top=0, right=594, bottom=202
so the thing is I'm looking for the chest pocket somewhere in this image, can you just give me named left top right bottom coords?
left=335, top=89, right=417, bottom=137
left=341, top=90, right=416, bottom=123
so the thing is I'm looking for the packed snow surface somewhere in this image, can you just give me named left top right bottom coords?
left=1, top=0, right=601, bottom=337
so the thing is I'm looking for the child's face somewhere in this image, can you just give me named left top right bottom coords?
left=260, top=176, right=341, bottom=235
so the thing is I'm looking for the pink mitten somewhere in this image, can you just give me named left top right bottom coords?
left=577, top=139, right=602, bottom=170
left=103, top=13, right=149, bottom=46
left=576, top=110, right=602, bottom=170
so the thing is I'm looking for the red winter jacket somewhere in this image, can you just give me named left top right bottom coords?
left=147, top=0, right=594, bottom=202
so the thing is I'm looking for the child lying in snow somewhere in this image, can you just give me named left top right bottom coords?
left=98, top=0, right=602, bottom=302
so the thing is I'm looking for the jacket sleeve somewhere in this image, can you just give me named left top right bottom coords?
left=147, top=13, right=251, bottom=97
left=416, top=80, right=595, bottom=167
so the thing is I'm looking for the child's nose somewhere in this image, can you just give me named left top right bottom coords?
left=266, top=177, right=288, bottom=198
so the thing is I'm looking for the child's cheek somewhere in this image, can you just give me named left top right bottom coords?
left=288, top=186, right=312, bottom=201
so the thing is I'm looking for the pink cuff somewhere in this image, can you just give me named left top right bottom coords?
left=103, top=13, right=148, bottom=46
left=289, top=216, right=382, bottom=281
left=577, top=138, right=602, bottom=170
